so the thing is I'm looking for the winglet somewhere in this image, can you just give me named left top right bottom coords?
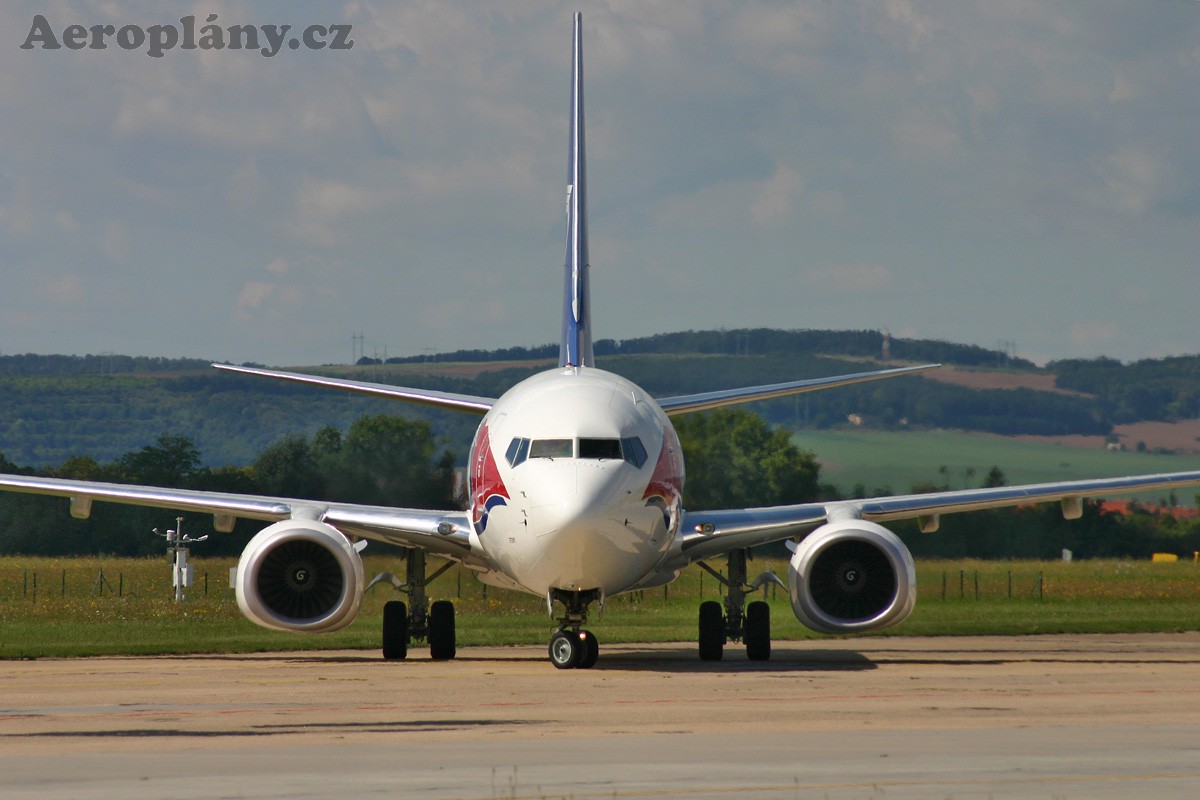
left=559, top=11, right=593, bottom=368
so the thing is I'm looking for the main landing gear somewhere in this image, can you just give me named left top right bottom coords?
left=376, top=549, right=457, bottom=661
left=547, top=588, right=601, bottom=669
left=697, top=548, right=785, bottom=662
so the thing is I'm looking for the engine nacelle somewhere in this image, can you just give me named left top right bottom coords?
left=788, top=519, right=916, bottom=634
left=235, top=519, right=365, bottom=633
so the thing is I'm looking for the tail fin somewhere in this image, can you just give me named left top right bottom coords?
left=559, top=11, right=593, bottom=368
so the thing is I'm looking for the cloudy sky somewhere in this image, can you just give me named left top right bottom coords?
left=1, top=1, right=1196, bottom=366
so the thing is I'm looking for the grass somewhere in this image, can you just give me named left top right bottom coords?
left=2, top=556, right=1200, bottom=658
left=796, top=428, right=1198, bottom=500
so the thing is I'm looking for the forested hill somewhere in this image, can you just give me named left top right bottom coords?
left=384, top=328, right=1038, bottom=370
left=0, top=354, right=211, bottom=376
left=0, top=329, right=1197, bottom=468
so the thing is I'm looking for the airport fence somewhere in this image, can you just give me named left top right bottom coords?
left=2, top=557, right=1198, bottom=608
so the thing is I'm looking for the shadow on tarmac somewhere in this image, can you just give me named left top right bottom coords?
left=166, top=645, right=879, bottom=672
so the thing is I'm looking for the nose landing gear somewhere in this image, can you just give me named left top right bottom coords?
left=548, top=628, right=599, bottom=669
left=547, top=588, right=602, bottom=669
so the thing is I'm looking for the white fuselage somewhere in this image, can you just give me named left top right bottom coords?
left=466, top=367, right=684, bottom=597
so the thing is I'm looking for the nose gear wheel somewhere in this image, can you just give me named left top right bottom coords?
left=547, top=588, right=602, bottom=669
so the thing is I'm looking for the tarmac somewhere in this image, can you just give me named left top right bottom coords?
left=2, top=633, right=1199, bottom=799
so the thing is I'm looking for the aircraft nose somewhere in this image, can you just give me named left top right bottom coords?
left=525, top=461, right=641, bottom=585
left=528, top=460, right=624, bottom=533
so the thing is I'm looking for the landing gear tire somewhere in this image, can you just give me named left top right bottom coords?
left=429, top=600, right=456, bottom=661
left=549, top=630, right=583, bottom=669
left=745, top=600, right=771, bottom=662
left=577, top=629, right=600, bottom=669
left=382, top=600, right=408, bottom=660
left=698, top=600, right=724, bottom=662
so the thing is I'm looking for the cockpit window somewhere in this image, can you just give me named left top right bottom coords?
left=506, top=435, right=647, bottom=467
left=505, top=437, right=531, bottom=467
left=621, top=436, right=648, bottom=468
left=529, top=438, right=573, bottom=459
left=579, top=438, right=622, bottom=459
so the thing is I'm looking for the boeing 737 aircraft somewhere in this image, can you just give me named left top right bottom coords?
left=3, top=14, right=1199, bottom=668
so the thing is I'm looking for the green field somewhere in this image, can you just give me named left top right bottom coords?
left=2, top=555, right=1199, bottom=658
left=797, top=428, right=1198, bottom=499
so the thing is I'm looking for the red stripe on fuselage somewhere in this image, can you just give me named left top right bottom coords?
left=469, top=423, right=510, bottom=534
left=642, top=426, right=683, bottom=505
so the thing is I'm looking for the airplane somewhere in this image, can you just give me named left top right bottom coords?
left=3, top=12, right=1199, bottom=669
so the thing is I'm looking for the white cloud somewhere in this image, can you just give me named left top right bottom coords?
left=885, top=0, right=938, bottom=51
left=55, top=211, right=79, bottom=233
left=40, top=274, right=84, bottom=306
left=892, top=110, right=961, bottom=157
left=0, top=198, right=35, bottom=236
left=100, top=221, right=132, bottom=264
left=1109, top=73, right=1135, bottom=103
left=750, top=166, right=804, bottom=227
left=235, top=281, right=277, bottom=320
left=1069, top=322, right=1119, bottom=348
left=1098, top=148, right=1166, bottom=215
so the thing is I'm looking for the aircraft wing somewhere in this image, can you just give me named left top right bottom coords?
left=673, top=469, right=1200, bottom=564
left=655, top=364, right=940, bottom=415
left=213, top=363, right=496, bottom=414
left=0, top=473, right=474, bottom=560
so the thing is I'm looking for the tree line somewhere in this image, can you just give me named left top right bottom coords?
left=0, top=415, right=455, bottom=557
left=384, top=328, right=1036, bottom=370
left=1050, top=356, right=1200, bottom=424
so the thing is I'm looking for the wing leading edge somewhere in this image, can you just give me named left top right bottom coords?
left=657, top=364, right=940, bottom=415
left=673, top=470, right=1200, bottom=564
left=213, top=363, right=495, bottom=414
left=216, top=361, right=936, bottom=417
left=0, top=472, right=474, bottom=559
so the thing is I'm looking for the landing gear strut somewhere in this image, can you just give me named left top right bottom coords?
left=547, top=588, right=601, bottom=669
left=378, top=549, right=457, bottom=661
left=697, top=548, right=783, bottom=662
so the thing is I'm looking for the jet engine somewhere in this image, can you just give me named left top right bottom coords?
left=235, top=519, right=364, bottom=633
left=788, top=519, right=916, bottom=634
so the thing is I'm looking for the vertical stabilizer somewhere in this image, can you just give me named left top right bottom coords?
left=559, top=11, right=593, bottom=368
